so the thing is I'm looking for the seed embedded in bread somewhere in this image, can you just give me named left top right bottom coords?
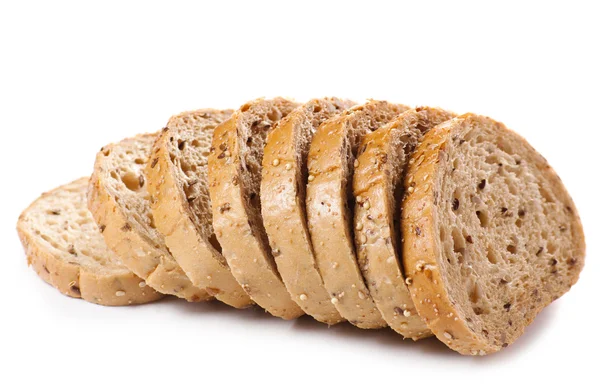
left=306, top=100, right=409, bottom=328
left=353, top=107, right=456, bottom=339
left=208, top=98, right=304, bottom=320
left=146, top=109, right=254, bottom=309
left=88, top=134, right=212, bottom=302
left=17, top=178, right=163, bottom=306
left=401, top=113, right=585, bottom=355
left=262, top=97, right=355, bottom=325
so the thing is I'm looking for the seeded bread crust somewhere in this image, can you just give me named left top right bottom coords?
left=208, top=98, right=304, bottom=319
left=88, top=134, right=211, bottom=302
left=146, top=109, right=253, bottom=309
left=401, top=113, right=585, bottom=355
left=17, top=178, right=163, bottom=305
left=261, top=98, right=355, bottom=324
left=306, top=101, right=409, bottom=328
left=353, top=107, right=456, bottom=339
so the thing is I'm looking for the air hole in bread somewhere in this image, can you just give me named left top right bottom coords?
left=207, top=233, right=222, bottom=253
left=498, top=139, right=514, bottom=155
left=486, top=246, right=500, bottom=264
left=507, top=244, right=517, bottom=254
left=453, top=157, right=460, bottom=171
left=102, top=149, right=111, bottom=156
left=468, top=277, right=483, bottom=304
left=539, top=184, right=555, bottom=203
left=147, top=212, right=157, bottom=229
left=191, top=139, right=201, bottom=148
left=110, top=171, right=119, bottom=181
left=476, top=210, right=489, bottom=227
left=122, top=171, right=142, bottom=192
left=134, top=158, right=145, bottom=165
left=452, top=228, right=466, bottom=254
left=267, top=109, right=281, bottom=122
left=485, top=154, right=500, bottom=165
left=313, top=105, right=322, bottom=113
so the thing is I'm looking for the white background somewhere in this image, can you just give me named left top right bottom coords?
left=1, top=1, right=598, bottom=383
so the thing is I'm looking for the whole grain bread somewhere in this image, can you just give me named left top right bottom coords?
left=208, top=98, right=304, bottom=319
left=353, top=107, right=456, bottom=339
left=401, top=113, right=585, bottom=355
left=306, top=100, right=409, bottom=328
left=17, top=178, right=163, bottom=305
left=146, top=109, right=253, bottom=309
left=261, top=98, right=355, bottom=324
left=88, top=134, right=211, bottom=302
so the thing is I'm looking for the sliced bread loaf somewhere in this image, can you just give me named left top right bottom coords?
left=401, top=113, right=585, bottom=354
left=208, top=98, right=303, bottom=319
left=17, top=178, right=163, bottom=305
left=88, top=134, right=211, bottom=302
left=146, top=109, right=253, bottom=309
left=353, top=107, right=456, bottom=339
left=261, top=98, right=355, bottom=324
left=306, top=100, right=409, bottom=328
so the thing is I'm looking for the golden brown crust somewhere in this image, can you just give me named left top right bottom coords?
left=208, top=99, right=304, bottom=319
left=306, top=101, right=409, bottom=328
left=17, top=178, right=163, bottom=306
left=146, top=110, right=253, bottom=309
left=401, top=114, right=586, bottom=355
left=262, top=98, right=354, bottom=324
left=353, top=107, right=455, bottom=339
left=88, top=134, right=211, bottom=302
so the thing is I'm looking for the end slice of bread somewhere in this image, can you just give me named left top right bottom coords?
left=402, top=113, right=585, bottom=355
left=353, top=107, right=456, bottom=339
left=306, top=100, right=409, bottom=328
left=208, top=98, right=304, bottom=319
left=261, top=97, right=355, bottom=324
left=146, top=109, right=253, bottom=309
left=88, top=134, right=211, bottom=302
left=17, top=178, right=163, bottom=305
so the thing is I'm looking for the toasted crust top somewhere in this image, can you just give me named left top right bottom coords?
left=208, top=98, right=304, bottom=319
left=146, top=109, right=253, bottom=308
left=306, top=101, right=409, bottom=328
left=353, top=107, right=456, bottom=339
left=262, top=98, right=355, bottom=324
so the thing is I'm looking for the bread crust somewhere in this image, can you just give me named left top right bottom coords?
left=353, top=107, right=455, bottom=339
left=401, top=114, right=586, bottom=355
left=261, top=98, right=354, bottom=324
left=208, top=98, right=304, bottom=319
left=17, top=178, right=163, bottom=306
left=306, top=101, right=409, bottom=328
left=88, top=134, right=211, bottom=302
left=146, top=109, right=253, bottom=309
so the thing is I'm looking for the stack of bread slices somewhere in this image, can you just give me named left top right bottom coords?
left=17, top=98, right=585, bottom=355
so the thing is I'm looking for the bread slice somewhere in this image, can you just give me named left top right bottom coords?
left=17, top=178, right=163, bottom=305
left=146, top=109, right=253, bottom=309
left=353, top=107, right=456, bottom=339
left=261, top=98, right=355, bottom=324
left=88, top=134, right=211, bottom=302
left=208, top=98, right=303, bottom=319
left=306, top=100, right=409, bottom=328
left=402, top=113, right=585, bottom=355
